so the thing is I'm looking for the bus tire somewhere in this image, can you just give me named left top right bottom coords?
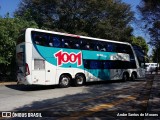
left=131, top=72, right=136, bottom=81
left=59, top=74, right=71, bottom=88
left=122, top=73, right=129, bottom=82
left=74, top=74, right=85, bottom=86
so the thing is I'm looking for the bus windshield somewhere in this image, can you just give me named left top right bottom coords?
left=133, top=45, right=145, bottom=68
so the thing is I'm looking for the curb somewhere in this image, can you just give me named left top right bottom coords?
left=0, top=82, right=17, bottom=86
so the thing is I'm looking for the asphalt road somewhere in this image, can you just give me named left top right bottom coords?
left=0, top=74, right=159, bottom=119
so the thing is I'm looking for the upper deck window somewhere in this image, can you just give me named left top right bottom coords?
left=31, top=31, right=133, bottom=55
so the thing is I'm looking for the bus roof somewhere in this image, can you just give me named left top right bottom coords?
left=26, top=28, right=131, bottom=45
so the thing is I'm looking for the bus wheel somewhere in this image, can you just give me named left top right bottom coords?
left=131, top=73, right=136, bottom=81
left=74, top=74, right=85, bottom=86
left=122, top=73, right=129, bottom=82
left=59, top=74, right=70, bottom=88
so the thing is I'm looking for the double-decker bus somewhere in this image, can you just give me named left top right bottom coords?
left=16, top=28, right=145, bottom=87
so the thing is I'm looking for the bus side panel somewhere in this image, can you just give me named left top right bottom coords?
left=137, top=68, right=145, bottom=78
left=82, top=50, right=115, bottom=81
left=31, top=70, right=45, bottom=85
left=45, top=60, right=57, bottom=85
left=33, top=46, right=85, bottom=84
left=31, top=50, right=57, bottom=85
left=84, top=69, right=126, bottom=81
left=84, top=69, right=110, bottom=82
left=82, top=50, right=131, bottom=81
left=31, top=43, right=46, bottom=85
left=110, top=69, right=123, bottom=80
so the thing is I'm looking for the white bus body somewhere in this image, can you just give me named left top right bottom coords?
left=16, top=28, right=145, bottom=87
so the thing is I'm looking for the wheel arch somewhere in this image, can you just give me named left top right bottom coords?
left=59, top=73, right=72, bottom=80
left=123, top=71, right=129, bottom=77
left=75, top=72, right=86, bottom=80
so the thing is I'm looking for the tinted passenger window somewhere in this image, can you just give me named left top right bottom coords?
left=118, top=44, right=134, bottom=54
left=52, top=36, right=61, bottom=47
left=100, top=42, right=106, bottom=51
left=93, top=41, right=100, bottom=51
left=106, top=43, right=116, bottom=52
left=81, top=40, right=91, bottom=50
left=32, top=31, right=49, bottom=46
left=32, top=31, right=63, bottom=48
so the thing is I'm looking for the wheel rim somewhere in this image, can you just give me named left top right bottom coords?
left=123, top=74, right=128, bottom=81
left=77, top=76, right=83, bottom=85
left=132, top=74, right=135, bottom=80
left=61, top=77, right=69, bottom=86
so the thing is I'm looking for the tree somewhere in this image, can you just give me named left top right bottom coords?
left=15, top=0, right=134, bottom=42
left=0, top=14, right=38, bottom=80
left=138, top=0, right=160, bottom=63
left=138, top=0, right=160, bottom=23
left=130, top=36, right=149, bottom=54
left=152, top=46, right=160, bottom=63
left=138, top=0, right=160, bottom=47
left=148, top=21, right=160, bottom=46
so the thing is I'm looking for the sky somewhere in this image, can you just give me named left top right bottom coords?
left=123, top=0, right=141, bottom=10
left=0, top=0, right=20, bottom=17
left=0, top=0, right=151, bottom=54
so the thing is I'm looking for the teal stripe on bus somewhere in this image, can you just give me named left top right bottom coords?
left=35, top=45, right=117, bottom=67
left=34, top=45, right=117, bottom=80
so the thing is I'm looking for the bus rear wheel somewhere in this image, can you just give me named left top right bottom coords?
left=131, top=72, right=136, bottom=81
left=59, top=74, right=70, bottom=88
left=122, top=73, right=129, bottom=82
left=74, top=74, right=85, bottom=86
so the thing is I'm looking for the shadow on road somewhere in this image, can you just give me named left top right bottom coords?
left=8, top=76, right=157, bottom=119
left=5, top=79, right=122, bottom=91
left=5, top=78, right=146, bottom=92
left=5, top=84, right=58, bottom=91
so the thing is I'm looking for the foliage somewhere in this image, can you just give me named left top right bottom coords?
left=137, top=0, right=160, bottom=63
left=138, top=0, right=160, bottom=23
left=15, top=0, right=134, bottom=42
left=131, top=36, right=149, bottom=54
left=148, top=21, right=160, bottom=46
left=138, top=0, right=160, bottom=47
left=1, top=0, right=151, bottom=80
left=0, top=14, right=38, bottom=79
left=152, top=46, right=160, bottom=63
